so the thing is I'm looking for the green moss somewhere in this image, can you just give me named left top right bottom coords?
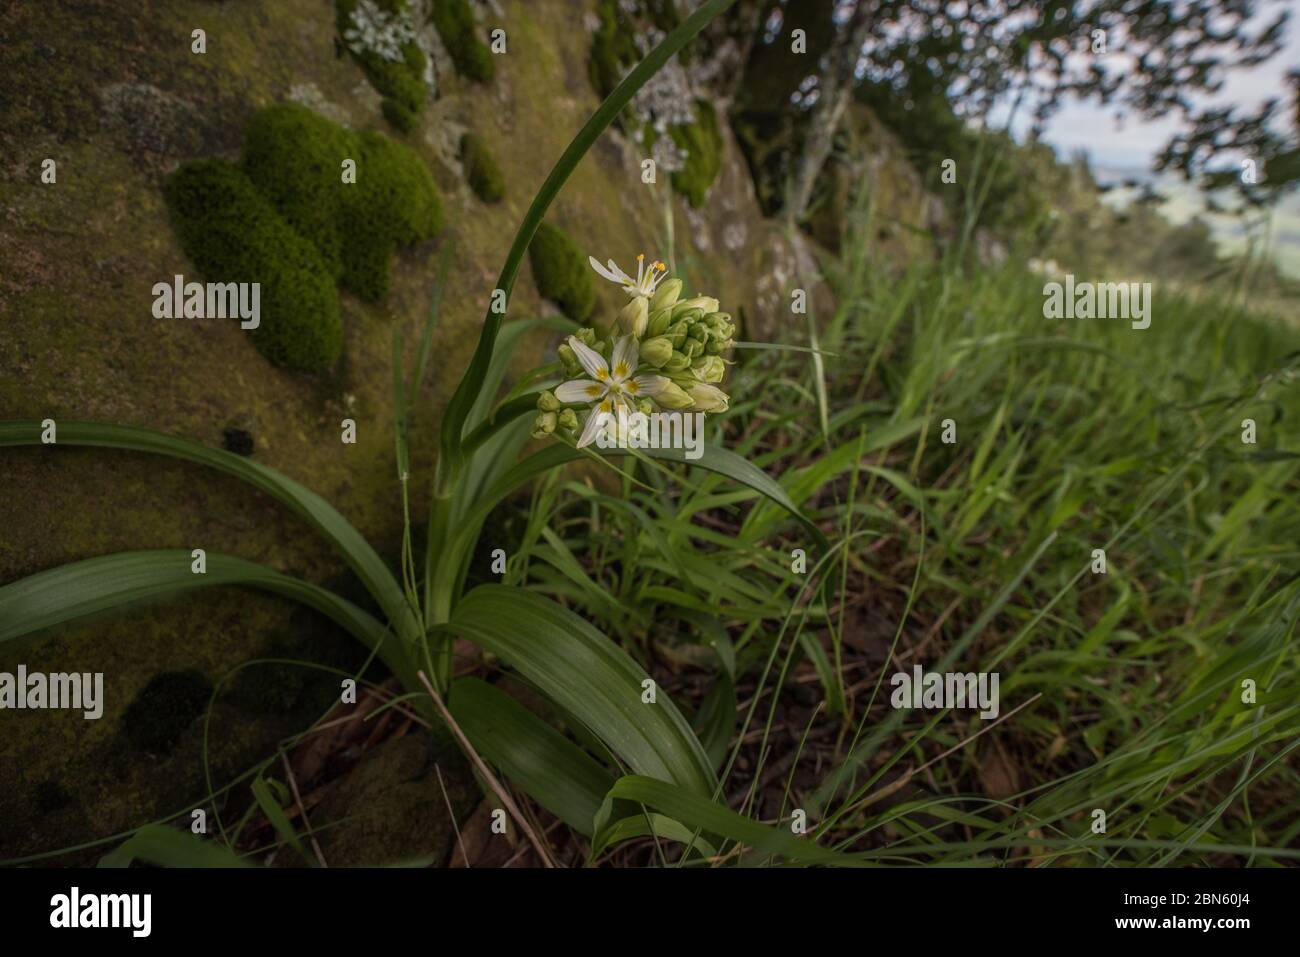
left=165, top=159, right=343, bottom=372
left=461, top=132, right=505, bottom=203
left=529, top=221, right=595, bottom=321
left=432, top=0, right=495, bottom=83
left=588, top=0, right=638, bottom=100
left=671, top=100, right=724, bottom=208
left=242, top=103, right=442, bottom=302
left=336, top=0, right=428, bottom=129
left=381, top=96, right=417, bottom=133
left=242, top=104, right=353, bottom=279
left=122, top=670, right=213, bottom=756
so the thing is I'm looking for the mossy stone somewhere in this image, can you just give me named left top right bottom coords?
left=671, top=99, right=724, bottom=208
left=335, top=0, right=428, bottom=128
left=165, top=159, right=343, bottom=372
left=121, top=670, right=214, bottom=756
left=242, top=102, right=442, bottom=303
left=461, top=132, right=504, bottom=203
left=432, top=0, right=495, bottom=83
left=588, top=0, right=638, bottom=100
left=528, top=221, right=595, bottom=321
left=381, top=96, right=417, bottom=133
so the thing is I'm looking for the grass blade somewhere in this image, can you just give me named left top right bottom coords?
left=444, top=585, right=716, bottom=796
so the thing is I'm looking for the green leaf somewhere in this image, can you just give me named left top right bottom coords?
left=0, top=420, right=419, bottom=646
left=251, top=776, right=309, bottom=862
left=0, top=550, right=420, bottom=694
left=589, top=813, right=717, bottom=861
left=98, top=825, right=251, bottom=868
left=444, top=586, right=716, bottom=796
left=450, top=676, right=613, bottom=835
left=596, top=776, right=866, bottom=867
left=693, top=673, right=737, bottom=773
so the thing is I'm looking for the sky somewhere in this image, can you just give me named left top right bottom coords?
left=1006, top=4, right=1300, bottom=275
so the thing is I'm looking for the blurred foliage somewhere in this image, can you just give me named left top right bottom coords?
left=461, top=132, right=505, bottom=203
left=432, top=0, right=495, bottom=83
left=528, top=221, right=597, bottom=321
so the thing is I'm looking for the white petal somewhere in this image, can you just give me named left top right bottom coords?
left=576, top=404, right=613, bottom=448
left=555, top=379, right=607, bottom=404
left=567, top=336, right=609, bottom=380
left=607, top=259, right=634, bottom=284
left=588, top=256, right=622, bottom=284
left=610, top=335, right=639, bottom=382
left=628, top=374, right=669, bottom=397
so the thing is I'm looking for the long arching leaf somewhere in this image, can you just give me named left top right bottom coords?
left=443, top=585, right=716, bottom=797
left=595, top=775, right=867, bottom=867
left=0, top=549, right=418, bottom=691
left=449, top=676, right=613, bottom=835
left=0, top=421, right=419, bottom=645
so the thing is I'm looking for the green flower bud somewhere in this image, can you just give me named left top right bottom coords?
left=531, top=411, right=558, bottom=438
left=651, top=278, right=682, bottom=311
left=557, top=343, right=579, bottom=374
left=706, top=313, right=734, bottom=339
left=576, top=327, right=598, bottom=347
left=637, top=399, right=654, bottom=415
left=682, top=338, right=703, bottom=359
left=640, top=336, right=674, bottom=367
left=537, top=390, right=561, bottom=411
left=663, top=351, right=691, bottom=373
left=558, top=409, right=579, bottom=431
left=688, top=384, right=729, bottom=412
left=667, top=320, right=688, bottom=348
left=647, top=306, right=674, bottom=337
left=692, top=356, right=725, bottom=383
left=618, top=296, right=649, bottom=337
left=681, top=296, right=719, bottom=314
left=671, top=302, right=704, bottom=323
left=656, top=381, right=695, bottom=410
left=705, top=338, right=727, bottom=355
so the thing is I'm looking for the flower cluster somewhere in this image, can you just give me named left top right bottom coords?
left=343, top=0, right=417, bottom=63
left=533, top=254, right=735, bottom=448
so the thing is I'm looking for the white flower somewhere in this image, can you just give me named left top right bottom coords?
left=588, top=253, right=670, bottom=299
left=555, top=334, right=671, bottom=447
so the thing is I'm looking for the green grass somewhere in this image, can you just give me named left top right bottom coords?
left=502, top=185, right=1300, bottom=864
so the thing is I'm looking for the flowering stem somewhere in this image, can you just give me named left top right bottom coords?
left=436, top=0, right=740, bottom=476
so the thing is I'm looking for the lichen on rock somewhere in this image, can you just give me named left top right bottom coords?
left=336, top=0, right=430, bottom=131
